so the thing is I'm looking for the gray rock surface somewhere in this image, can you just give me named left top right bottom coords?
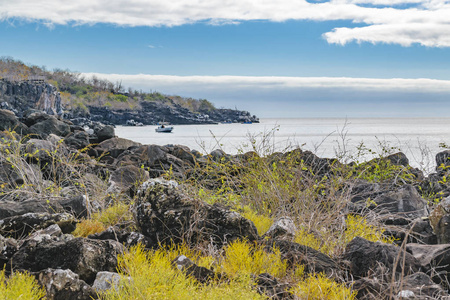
left=134, top=178, right=259, bottom=247
left=9, top=237, right=124, bottom=283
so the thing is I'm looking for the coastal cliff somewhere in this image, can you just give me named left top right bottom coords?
left=0, top=58, right=259, bottom=125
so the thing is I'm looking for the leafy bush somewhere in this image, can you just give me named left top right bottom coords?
left=72, top=219, right=105, bottom=237
left=240, top=206, right=273, bottom=235
left=220, top=239, right=287, bottom=278
left=100, top=245, right=265, bottom=300
left=72, top=202, right=132, bottom=237
left=292, top=273, right=356, bottom=300
left=294, top=214, right=393, bottom=256
left=0, top=269, right=46, bottom=300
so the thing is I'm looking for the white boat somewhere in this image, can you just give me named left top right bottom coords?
left=155, top=125, right=173, bottom=133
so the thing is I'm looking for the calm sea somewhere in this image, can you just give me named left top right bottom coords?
left=115, top=118, right=450, bottom=173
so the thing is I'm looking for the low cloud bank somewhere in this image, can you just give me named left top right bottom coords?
left=82, top=73, right=450, bottom=118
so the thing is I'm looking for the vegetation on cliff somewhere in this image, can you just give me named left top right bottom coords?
left=0, top=57, right=256, bottom=124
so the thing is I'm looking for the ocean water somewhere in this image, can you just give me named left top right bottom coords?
left=115, top=118, right=450, bottom=173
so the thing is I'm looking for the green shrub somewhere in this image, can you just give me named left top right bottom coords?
left=100, top=245, right=265, bottom=300
left=0, top=269, right=46, bottom=300
left=292, top=272, right=356, bottom=300
left=220, top=239, right=286, bottom=278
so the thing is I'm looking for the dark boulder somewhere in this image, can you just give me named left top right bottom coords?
left=262, top=217, right=297, bottom=240
left=255, top=273, right=294, bottom=299
left=58, top=195, right=90, bottom=219
left=133, top=178, right=258, bottom=247
left=264, top=239, right=343, bottom=279
left=0, top=234, right=18, bottom=267
left=93, top=124, right=115, bottom=143
left=110, top=165, right=150, bottom=196
left=165, top=145, right=197, bottom=165
left=0, top=159, right=37, bottom=188
left=94, top=137, right=141, bottom=159
left=24, top=138, right=56, bottom=165
left=350, top=183, right=427, bottom=219
left=432, top=214, right=450, bottom=244
left=343, top=237, right=421, bottom=278
left=28, top=116, right=70, bottom=139
left=33, top=268, right=97, bottom=300
left=351, top=277, right=386, bottom=300
left=386, top=152, right=409, bottom=167
left=0, top=109, right=26, bottom=133
left=399, top=272, right=447, bottom=299
left=64, top=131, right=90, bottom=150
left=9, top=237, right=124, bottom=284
left=436, top=150, right=450, bottom=169
left=0, top=212, right=76, bottom=238
left=172, top=255, right=216, bottom=283
left=0, top=199, right=55, bottom=219
left=407, top=243, right=450, bottom=287
left=88, top=226, right=155, bottom=249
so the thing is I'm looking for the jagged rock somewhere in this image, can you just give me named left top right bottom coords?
left=93, top=124, right=115, bottom=143
left=264, top=239, right=343, bottom=279
left=28, top=116, right=70, bottom=139
left=92, top=271, right=122, bottom=292
left=24, top=138, right=56, bottom=164
left=406, top=243, right=450, bottom=287
left=0, top=195, right=88, bottom=220
left=88, top=226, right=155, bottom=249
left=299, top=150, right=336, bottom=175
left=263, top=217, right=297, bottom=239
left=382, top=217, right=437, bottom=246
left=0, top=80, right=62, bottom=118
left=9, top=237, right=124, bottom=283
left=350, top=183, right=427, bottom=219
left=0, top=109, right=23, bottom=132
left=343, top=237, right=421, bottom=278
left=0, top=212, right=76, bottom=238
left=351, top=277, right=386, bottom=300
left=94, top=137, right=141, bottom=159
left=429, top=196, right=450, bottom=243
left=115, top=144, right=191, bottom=178
left=165, top=145, right=197, bottom=165
left=255, top=273, right=294, bottom=299
left=110, top=165, right=150, bottom=196
left=386, top=152, right=409, bottom=167
left=0, top=234, right=18, bottom=267
left=409, top=218, right=437, bottom=245
left=436, top=150, right=450, bottom=169
left=64, top=131, right=90, bottom=150
left=133, top=178, right=258, bottom=247
left=400, top=272, right=447, bottom=299
left=434, top=214, right=450, bottom=244
left=209, top=149, right=228, bottom=161
left=0, top=199, right=53, bottom=219
left=34, top=268, right=97, bottom=300
left=0, top=159, right=38, bottom=187
left=172, top=255, right=215, bottom=283
left=23, top=110, right=52, bottom=126
left=58, top=195, right=90, bottom=219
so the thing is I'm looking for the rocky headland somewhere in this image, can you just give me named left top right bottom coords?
left=0, top=76, right=258, bottom=126
left=2, top=108, right=450, bottom=299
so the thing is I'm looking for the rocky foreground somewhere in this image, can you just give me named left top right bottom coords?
left=3, top=109, right=450, bottom=299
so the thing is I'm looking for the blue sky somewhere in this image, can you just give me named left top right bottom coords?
left=1, top=0, right=450, bottom=118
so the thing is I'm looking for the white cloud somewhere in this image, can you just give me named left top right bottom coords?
left=2, top=0, right=450, bottom=47
left=82, top=73, right=450, bottom=93
left=80, top=73, right=450, bottom=118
